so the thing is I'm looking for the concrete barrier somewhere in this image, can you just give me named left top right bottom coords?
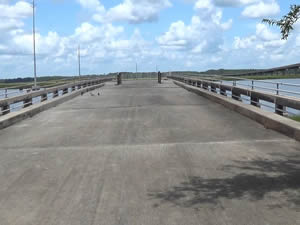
left=0, top=83, right=105, bottom=130
left=169, top=76, right=300, bottom=115
left=174, top=80, right=300, bottom=142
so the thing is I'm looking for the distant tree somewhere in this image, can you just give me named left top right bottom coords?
left=262, top=4, right=300, bottom=40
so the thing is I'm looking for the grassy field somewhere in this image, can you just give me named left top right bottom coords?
left=240, top=74, right=300, bottom=80
left=290, top=115, right=300, bottom=122
left=0, top=78, right=84, bottom=89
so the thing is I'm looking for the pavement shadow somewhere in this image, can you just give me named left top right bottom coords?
left=148, top=154, right=300, bottom=210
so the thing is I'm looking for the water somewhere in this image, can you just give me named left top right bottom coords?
left=0, top=87, right=62, bottom=112
left=0, top=89, right=24, bottom=99
left=221, top=78, right=300, bottom=115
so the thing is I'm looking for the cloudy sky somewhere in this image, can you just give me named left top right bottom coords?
left=0, top=0, right=299, bottom=78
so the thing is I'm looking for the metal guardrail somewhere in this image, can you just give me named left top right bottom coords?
left=211, top=75, right=300, bottom=97
left=0, top=90, right=23, bottom=98
left=0, top=77, right=113, bottom=116
left=181, top=74, right=300, bottom=98
left=224, top=62, right=300, bottom=77
left=168, top=75, right=300, bottom=116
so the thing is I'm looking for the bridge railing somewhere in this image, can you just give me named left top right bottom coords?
left=168, top=75, right=300, bottom=116
left=0, top=77, right=113, bottom=116
left=225, top=62, right=300, bottom=77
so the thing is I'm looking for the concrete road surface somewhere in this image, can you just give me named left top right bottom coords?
left=0, top=80, right=299, bottom=225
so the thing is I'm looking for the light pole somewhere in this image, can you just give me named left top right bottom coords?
left=32, top=0, right=37, bottom=90
left=78, top=45, right=81, bottom=78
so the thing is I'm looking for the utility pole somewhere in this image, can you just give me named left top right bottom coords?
left=135, top=62, right=137, bottom=79
left=78, top=45, right=81, bottom=78
left=32, top=0, right=37, bottom=89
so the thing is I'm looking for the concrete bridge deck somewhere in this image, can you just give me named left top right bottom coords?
left=0, top=80, right=299, bottom=225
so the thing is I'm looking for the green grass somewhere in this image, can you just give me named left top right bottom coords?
left=241, top=74, right=300, bottom=80
left=290, top=116, right=300, bottom=122
left=0, top=82, right=31, bottom=89
left=0, top=79, right=82, bottom=89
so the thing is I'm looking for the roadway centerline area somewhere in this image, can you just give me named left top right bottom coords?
left=0, top=80, right=299, bottom=225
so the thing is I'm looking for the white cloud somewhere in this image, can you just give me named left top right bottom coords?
left=0, top=0, right=163, bottom=75
left=195, top=0, right=214, bottom=11
left=104, top=0, right=172, bottom=23
left=77, top=0, right=102, bottom=9
left=0, top=1, right=32, bottom=34
left=233, top=23, right=284, bottom=50
left=2, top=0, right=300, bottom=76
left=0, top=1, right=32, bottom=19
left=158, top=0, right=232, bottom=54
left=233, top=35, right=256, bottom=49
left=79, top=0, right=172, bottom=24
left=73, top=22, right=124, bottom=43
left=255, top=23, right=279, bottom=41
left=242, top=0, right=280, bottom=18
left=213, top=0, right=259, bottom=7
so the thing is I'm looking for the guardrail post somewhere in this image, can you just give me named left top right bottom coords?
left=41, top=93, right=47, bottom=102
left=1, top=104, right=10, bottom=115
left=250, top=95, right=260, bottom=107
left=24, top=98, right=32, bottom=108
left=275, top=104, right=287, bottom=116
left=197, top=81, right=201, bottom=88
left=220, top=87, right=227, bottom=96
left=54, top=90, right=59, bottom=98
left=63, top=88, right=68, bottom=95
left=202, top=82, right=208, bottom=90
left=232, top=88, right=241, bottom=101
left=158, top=71, right=162, bottom=84
left=211, top=83, right=217, bottom=93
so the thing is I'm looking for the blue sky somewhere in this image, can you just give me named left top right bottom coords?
left=0, top=0, right=300, bottom=78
